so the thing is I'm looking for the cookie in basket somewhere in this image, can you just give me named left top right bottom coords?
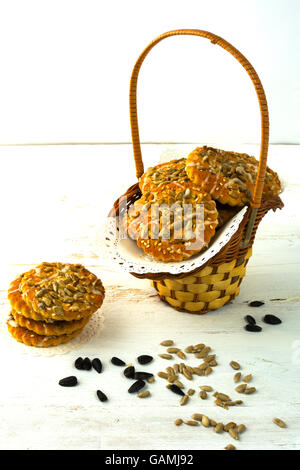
left=139, top=158, right=189, bottom=193
left=7, top=314, right=83, bottom=347
left=10, top=309, right=91, bottom=336
left=123, top=182, right=219, bottom=262
left=8, top=262, right=105, bottom=322
left=186, top=146, right=282, bottom=206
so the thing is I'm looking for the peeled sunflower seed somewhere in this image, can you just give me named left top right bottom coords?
left=191, top=413, right=203, bottom=421
left=230, top=361, right=241, bottom=370
left=159, top=354, right=173, bottom=360
left=200, top=385, right=213, bottom=392
left=160, top=340, right=174, bottom=346
left=184, top=420, right=199, bottom=426
left=174, top=419, right=183, bottom=426
left=214, top=423, right=224, bottom=433
left=204, top=367, right=213, bottom=376
left=124, top=366, right=135, bottom=379
left=187, top=389, right=195, bottom=396
left=96, top=389, right=108, bottom=402
left=244, top=386, right=256, bottom=394
left=59, top=376, right=78, bottom=387
left=225, top=444, right=236, bottom=450
left=237, top=424, right=246, bottom=434
left=243, top=374, right=252, bottom=383
left=234, top=372, right=241, bottom=383
left=91, top=358, right=102, bottom=374
left=157, top=371, right=168, bottom=379
left=138, top=391, right=150, bottom=398
left=111, top=357, right=126, bottom=366
left=180, top=395, right=189, bottom=406
left=235, top=384, right=247, bottom=393
left=229, top=428, right=239, bottom=441
left=128, top=380, right=145, bottom=394
left=176, top=351, right=186, bottom=360
left=273, top=417, right=286, bottom=428
left=147, top=377, right=155, bottom=384
left=167, top=348, right=180, bottom=354
left=224, top=422, right=237, bottom=432
left=200, top=390, right=207, bottom=399
left=137, top=355, right=153, bottom=365
left=202, top=415, right=210, bottom=427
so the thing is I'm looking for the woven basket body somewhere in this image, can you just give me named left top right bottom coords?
left=110, top=29, right=284, bottom=315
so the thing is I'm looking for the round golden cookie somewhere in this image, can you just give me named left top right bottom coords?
left=7, top=315, right=83, bottom=347
left=123, top=181, right=219, bottom=262
left=8, top=262, right=105, bottom=322
left=11, top=309, right=91, bottom=336
left=186, top=146, right=282, bottom=207
left=139, top=158, right=189, bottom=193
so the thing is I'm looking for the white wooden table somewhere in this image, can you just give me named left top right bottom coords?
left=0, top=143, right=299, bottom=450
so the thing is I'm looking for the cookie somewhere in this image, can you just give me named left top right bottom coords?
left=123, top=182, right=218, bottom=262
left=186, top=146, right=281, bottom=206
left=139, top=158, right=189, bottom=193
left=8, top=262, right=105, bottom=322
left=11, top=309, right=91, bottom=336
left=7, top=314, right=83, bottom=347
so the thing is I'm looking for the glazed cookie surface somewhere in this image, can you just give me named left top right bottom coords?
left=11, top=310, right=91, bottom=336
left=123, top=182, right=219, bottom=262
left=139, top=158, right=189, bottom=193
left=7, top=315, right=83, bottom=347
left=186, top=146, right=281, bottom=206
left=8, top=263, right=105, bottom=322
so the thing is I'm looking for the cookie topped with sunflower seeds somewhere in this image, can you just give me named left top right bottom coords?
left=186, top=146, right=282, bottom=207
left=8, top=262, right=105, bottom=322
left=139, top=158, right=189, bottom=193
left=123, top=182, right=218, bottom=262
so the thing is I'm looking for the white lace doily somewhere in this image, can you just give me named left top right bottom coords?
left=0, top=309, right=105, bottom=357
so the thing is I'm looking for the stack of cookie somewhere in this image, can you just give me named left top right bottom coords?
left=123, top=146, right=281, bottom=262
left=7, top=262, right=105, bottom=347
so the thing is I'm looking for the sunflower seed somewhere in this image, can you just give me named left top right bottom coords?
left=200, top=390, right=207, bottom=399
left=215, top=399, right=229, bottom=410
left=244, top=314, right=256, bottom=324
left=202, top=415, right=210, bottom=427
left=180, top=395, right=189, bottom=406
left=249, top=300, right=264, bottom=307
left=216, top=393, right=231, bottom=402
left=225, top=444, right=236, bottom=450
left=194, top=343, right=205, bottom=351
left=209, top=360, right=218, bottom=367
left=167, top=375, right=178, bottom=383
left=111, top=357, right=126, bottom=366
left=173, top=364, right=179, bottom=374
left=160, top=340, right=174, bottom=346
left=234, top=372, right=241, bottom=383
left=204, top=354, right=216, bottom=363
left=157, top=371, right=168, bottom=379
left=235, top=384, right=247, bottom=393
left=229, top=428, right=239, bottom=440
left=96, top=390, right=108, bottom=402
left=173, top=380, right=184, bottom=389
left=134, top=372, right=154, bottom=380
left=273, top=418, right=286, bottom=428
left=200, top=385, right=213, bottom=392
left=82, top=357, right=92, bottom=370
left=128, top=380, right=145, bottom=394
left=192, top=367, right=204, bottom=376
left=214, top=423, right=224, bottom=433
left=169, top=384, right=185, bottom=397
left=263, top=314, right=282, bottom=325
left=174, top=419, right=183, bottom=426
left=184, top=420, right=199, bottom=426
left=147, top=377, right=155, bottom=383
left=176, top=351, right=186, bottom=360
left=138, top=390, right=150, bottom=398
left=185, top=346, right=195, bottom=353
left=237, top=424, right=246, bottom=434
left=137, top=355, right=153, bottom=365
left=124, top=366, right=135, bottom=379
left=159, top=354, right=173, bottom=360
left=166, top=366, right=175, bottom=375
left=210, top=419, right=217, bottom=427
left=244, top=386, right=256, bottom=394
left=187, top=388, right=195, bottom=396
left=182, top=369, right=193, bottom=381
left=245, top=324, right=262, bottom=332
left=74, top=357, right=84, bottom=370
left=224, top=422, right=237, bottom=432
left=204, top=367, right=213, bottom=376
left=191, top=413, right=203, bottom=421
left=230, top=361, right=241, bottom=370
left=91, top=358, right=102, bottom=374
left=167, top=348, right=180, bottom=353
left=243, top=374, right=252, bottom=383
left=59, top=376, right=78, bottom=387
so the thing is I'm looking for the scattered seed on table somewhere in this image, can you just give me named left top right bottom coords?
left=204, top=354, right=216, bottom=363
left=182, top=369, right=193, bottom=381
left=200, top=390, right=207, bottom=399
left=91, top=358, right=102, bottom=374
left=180, top=395, right=189, bottom=406
left=209, top=360, right=218, bottom=367
left=225, top=444, right=236, bottom=450
left=166, top=366, right=175, bottom=375
left=234, top=372, right=241, bottom=383
left=214, top=423, right=224, bottom=433
left=137, top=355, right=153, bottom=365
left=199, top=362, right=208, bottom=370
left=128, top=380, right=145, bottom=394
left=215, top=399, right=228, bottom=410
left=159, top=354, right=173, bottom=360
left=174, top=380, right=184, bottom=389
left=263, top=314, right=282, bottom=325
left=184, top=420, right=199, bottom=426
left=82, top=357, right=92, bottom=370
left=194, top=343, right=205, bottom=351
left=229, top=428, right=239, bottom=440
left=74, top=357, right=84, bottom=370
left=160, top=340, right=174, bottom=346
left=191, top=413, right=203, bottom=421
left=235, top=384, right=247, bottom=393
left=244, top=314, right=256, bottom=324
left=243, top=374, right=252, bottom=383
left=273, top=417, right=286, bottom=428
left=173, top=364, right=179, bottom=374
left=216, top=392, right=231, bottom=402
left=138, top=390, right=150, bottom=398
left=224, top=422, right=237, bottom=432
left=200, top=385, right=213, bottom=392
left=157, top=371, right=168, bottom=379
left=174, top=418, right=183, bottom=426
left=244, top=387, right=256, bottom=394
left=230, top=361, right=241, bottom=370
left=204, top=367, right=212, bottom=376
left=167, top=348, right=180, bottom=354
left=202, top=415, right=210, bottom=427
left=192, top=367, right=203, bottom=376
left=169, top=384, right=185, bottom=397
left=245, top=324, right=262, bottom=332
left=134, top=372, right=154, bottom=380
left=177, top=351, right=186, bottom=360
left=111, top=357, right=126, bottom=366
left=234, top=400, right=243, bottom=405
left=249, top=300, right=264, bottom=307
left=96, top=389, right=108, bottom=402
left=210, top=419, right=217, bottom=427
left=185, top=345, right=195, bottom=353
left=59, top=376, right=78, bottom=387
left=187, top=388, right=195, bottom=396
left=124, top=366, right=135, bottom=379
left=237, top=424, right=246, bottom=434
left=147, top=377, right=155, bottom=384
left=167, top=375, right=178, bottom=383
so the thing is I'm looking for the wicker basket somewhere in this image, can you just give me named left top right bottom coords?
left=110, top=29, right=283, bottom=314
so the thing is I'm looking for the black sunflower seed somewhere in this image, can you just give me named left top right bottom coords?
left=82, top=357, right=92, bottom=370
left=96, top=390, right=108, bottom=402
left=111, top=357, right=126, bottom=366
left=92, top=358, right=102, bottom=374
left=169, top=384, right=185, bottom=396
left=74, top=357, right=84, bottom=370
left=124, top=366, right=135, bottom=379
left=134, top=372, right=154, bottom=380
left=137, top=355, right=153, bottom=365
left=244, top=315, right=256, bottom=325
left=244, top=324, right=262, bottom=332
left=128, top=380, right=145, bottom=393
left=263, top=314, right=282, bottom=325
left=249, top=301, right=264, bottom=307
left=59, top=376, right=78, bottom=387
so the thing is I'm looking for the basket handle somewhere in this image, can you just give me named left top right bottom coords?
left=130, top=29, right=269, bottom=214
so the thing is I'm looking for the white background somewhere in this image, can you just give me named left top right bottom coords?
left=0, top=0, right=299, bottom=145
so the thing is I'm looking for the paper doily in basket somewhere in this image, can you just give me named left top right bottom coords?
left=0, top=309, right=105, bottom=357
left=103, top=206, right=248, bottom=276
